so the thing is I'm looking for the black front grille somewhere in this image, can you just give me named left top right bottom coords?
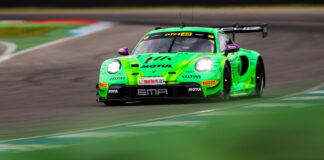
left=107, top=83, right=203, bottom=100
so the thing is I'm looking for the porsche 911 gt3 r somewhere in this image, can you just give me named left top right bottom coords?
left=96, top=24, right=267, bottom=105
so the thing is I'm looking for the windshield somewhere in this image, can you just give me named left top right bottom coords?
left=133, top=32, right=216, bottom=55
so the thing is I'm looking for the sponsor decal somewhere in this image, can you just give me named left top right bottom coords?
left=99, top=82, right=108, bottom=88
left=164, top=32, right=192, bottom=37
left=185, top=70, right=196, bottom=73
left=110, top=77, right=125, bottom=81
left=141, top=64, right=172, bottom=68
left=154, top=56, right=171, bottom=61
left=143, top=32, right=215, bottom=41
left=182, top=75, right=201, bottom=79
left=138, top=89, right=168, bottom=96
left=108, top=89, right=118, bottom=93
left=202, top=80, right=217, bottom=86
left=188, top=88, right=202, bottom=92
left=139, top=77, right=165, bottom=85
left=208, top=34, right=215, bottom=39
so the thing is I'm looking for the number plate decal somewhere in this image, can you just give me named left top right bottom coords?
left=139, top=77, right=165, bottom=85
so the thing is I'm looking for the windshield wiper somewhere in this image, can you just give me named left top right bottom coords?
left=167, top=37, right=177, bottom=53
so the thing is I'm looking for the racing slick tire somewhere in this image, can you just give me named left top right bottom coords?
left=254, top=58, right=265, bottom=97
left=221, top=62, right=231, bottom=100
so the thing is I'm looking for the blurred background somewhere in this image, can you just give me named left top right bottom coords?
left=1, top=0, right=323, bottom=7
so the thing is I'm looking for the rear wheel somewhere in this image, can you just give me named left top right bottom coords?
left=221, top=63, right=231, bottom=100
left=255, top=59, right=265, bottom=97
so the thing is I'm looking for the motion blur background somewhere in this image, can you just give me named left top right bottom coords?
left=1, top=0, right=323, bottom=7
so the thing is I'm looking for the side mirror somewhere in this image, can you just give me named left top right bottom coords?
left=118, top=47, right=129, bottom=56
left=225, top=44, right=240, bottom=56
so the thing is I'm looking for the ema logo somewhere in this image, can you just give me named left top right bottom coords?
left=137, top=89, right=168, bottom=96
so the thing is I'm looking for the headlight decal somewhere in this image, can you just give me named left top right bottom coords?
left=107, top=60, right=121, bottom=74
left=195, top=57, right=213, bottom=72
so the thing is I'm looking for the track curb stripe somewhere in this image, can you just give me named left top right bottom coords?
left=0, top=21, right=114, bottom=63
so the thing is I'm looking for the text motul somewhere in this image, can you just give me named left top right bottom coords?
left=141, top=65, right=171, bottom=68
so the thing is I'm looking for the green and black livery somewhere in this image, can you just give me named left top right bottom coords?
left=97, top=25, right=267, bottom=105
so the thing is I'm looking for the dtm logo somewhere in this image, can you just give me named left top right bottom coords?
left=137, top=89, right=168, bottom=96
left=141, top=65, right=172, bottom=68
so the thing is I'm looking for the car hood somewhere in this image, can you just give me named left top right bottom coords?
left=121, top=52, right=211, bottom=77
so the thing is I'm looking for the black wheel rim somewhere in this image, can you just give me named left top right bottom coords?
left=223, top=66, right=230, bottom=97
left=256, top=63, right=264, bottom=94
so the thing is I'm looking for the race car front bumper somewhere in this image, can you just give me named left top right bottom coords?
left=98, top=82, right=205, bottom=102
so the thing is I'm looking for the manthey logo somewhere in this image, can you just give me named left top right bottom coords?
left=153, top=56, right=171, bottom=61
left=144, top=56, right=171, bottom=63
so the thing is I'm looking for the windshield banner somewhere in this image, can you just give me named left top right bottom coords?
left=143, top=32, right=215, bottom=41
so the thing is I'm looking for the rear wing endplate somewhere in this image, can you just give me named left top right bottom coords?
left=215, top=24, right=268, bottom=41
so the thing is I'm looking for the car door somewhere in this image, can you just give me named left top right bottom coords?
left=218, top=32, right=241, bottom=91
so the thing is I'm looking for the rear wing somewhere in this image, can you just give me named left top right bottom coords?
left=215, top=24, right=268, bottom=41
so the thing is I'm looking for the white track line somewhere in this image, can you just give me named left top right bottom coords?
left=246, top=102, right=311, bottom=108
left=0, top=144, right=62, bottom=151
left=0, top=22, right=114, bottom=64
left=199, top=111, right=240, bottom=116
left=53, top=131, right=137, bottom=139
left=0, top=41, right=16, bottom=57
left=307, top=90, right=324, bottom=94
left=132, top=121, right=200, bottom=127
left=283, top=96, right=323, bottom=101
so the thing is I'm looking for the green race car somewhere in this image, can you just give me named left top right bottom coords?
left=96, top=24, right=267, bottom=105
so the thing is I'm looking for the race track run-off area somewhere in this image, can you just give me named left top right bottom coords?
left=0, top=9, right=323, bottom=156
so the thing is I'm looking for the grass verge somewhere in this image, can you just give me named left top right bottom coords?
left=1, top=103, right=324, bottom=160
left=0, top=23, right=85, bottom=52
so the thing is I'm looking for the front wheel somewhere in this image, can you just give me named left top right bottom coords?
left=221, top=63, right=231, bottom=100
left=254, top=59, right=265, bottom=97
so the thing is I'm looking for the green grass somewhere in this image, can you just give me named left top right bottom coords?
left=0, top=4, right=324, bottom=12
left=0, top=26, right=57, bottom=37
left=0, top=23, right=85, bottom=52
left=2, top=103, right=324, bottom=160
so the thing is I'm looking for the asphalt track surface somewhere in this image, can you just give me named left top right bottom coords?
left=0, top=9, right=323, bottom=140
left=0, top=43, right=6, bottom=56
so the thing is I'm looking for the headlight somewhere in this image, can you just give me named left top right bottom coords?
left=195, top=57, right=213, bottom=72
left=107, top=60, right=121, bottom=74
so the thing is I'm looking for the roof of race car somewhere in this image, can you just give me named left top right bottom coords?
left=146, top=27, right=220, bottom=35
